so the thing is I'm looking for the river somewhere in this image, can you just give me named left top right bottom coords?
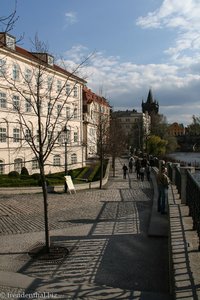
left=167, top=152, right=200, bottom=167
left=167, top=152, right=200, bottom=182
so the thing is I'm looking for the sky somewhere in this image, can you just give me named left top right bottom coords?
left=2, top=0, right=200, bottom=126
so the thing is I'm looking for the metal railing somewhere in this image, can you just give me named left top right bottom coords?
left=186, top=170, right=200, bottom=249
left=175, top=166, right=181, bottom=196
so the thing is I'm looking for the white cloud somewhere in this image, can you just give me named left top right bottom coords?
left=136, top=0, right=200, bottom=63
left=65, top=11, right=78, bottom=26
left=61, top=44, right=200, bottom=126
left=60, top=1, right=200, bottom=126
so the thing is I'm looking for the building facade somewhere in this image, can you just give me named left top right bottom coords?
left=168, top=122, right=185, bottom=136
left=83, top=87, right=111, bottom=159
left=0, top=32, right=86, bottom=174
left=112, top=110, right=151, bottom=153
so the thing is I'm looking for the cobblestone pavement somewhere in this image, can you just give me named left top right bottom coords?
left=0, top=158, right=171, bottom=300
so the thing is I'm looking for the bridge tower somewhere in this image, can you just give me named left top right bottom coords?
left=142, top=89, right=159, bottom=116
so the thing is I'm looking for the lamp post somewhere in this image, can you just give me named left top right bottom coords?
left=63, top=126, right=69, bottom=193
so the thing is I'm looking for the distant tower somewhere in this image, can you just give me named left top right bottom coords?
left=142, top=89, right=159, bottom=116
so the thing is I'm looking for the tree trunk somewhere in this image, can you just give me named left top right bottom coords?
left=112, top=155, right=116, bottom=177
left=40, top=162, right=50, bottom=253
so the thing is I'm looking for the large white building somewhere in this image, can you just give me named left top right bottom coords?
left=0, top=32, right=87, bottom=174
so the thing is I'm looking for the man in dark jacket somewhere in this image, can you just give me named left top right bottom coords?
left=122, top=164, right=128, bottom=179
left=157, top=166, right=170, bottom=214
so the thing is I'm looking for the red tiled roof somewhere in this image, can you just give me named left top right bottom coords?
left=83, top=86, right=110, bottom=107
left=11, top=45, right=86, bottom=84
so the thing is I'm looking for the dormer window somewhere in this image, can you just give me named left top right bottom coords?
left=0, top=33, right=16, bottom=50
left=47, top=55, right=54, bottom=66
left=31, top=53, right=54, bottom=66
left=6, top=34, right=15, bottom=50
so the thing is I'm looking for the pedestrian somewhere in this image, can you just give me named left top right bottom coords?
left=156, top=166, right=170, bottom=214
left=135, top=159, right=141, bottom=179
left=139, top=166, right=145, bottom=181
left=122, top=164, right=128, bottom=179
left=128, top=160, right=133, bottom=173
left=146, top=164, right=151, bottom=181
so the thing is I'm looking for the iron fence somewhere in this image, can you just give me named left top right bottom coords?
left=186, top=171, right=200, bottom=250
left=175, top=166, right=181, bottom=196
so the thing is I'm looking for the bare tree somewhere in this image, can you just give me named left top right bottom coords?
left=0, top=35, right=92, bottom=252
left=0, top=4, right=18, bottom=34
left=108, top=117, right=126, bottom=177
left=95, top=110, right=110, bottom=189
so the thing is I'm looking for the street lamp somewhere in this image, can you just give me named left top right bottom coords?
left=63, top=126, right=69, bottom=193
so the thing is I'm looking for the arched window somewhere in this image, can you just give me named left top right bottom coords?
left=14, top=158, right=23, bottom=173
left=71, top=153, right=77, bottom=164
left=53, top=155, right=61, bottom=166
left=0, top=160, right=4, bottom=174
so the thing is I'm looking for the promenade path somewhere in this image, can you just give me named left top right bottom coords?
left=0, top=158, right=171, bottom=300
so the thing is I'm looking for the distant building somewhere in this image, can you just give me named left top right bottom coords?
left=112, top=110, right=151, bottom=152
left=142, top=89, right=159, bottom=116
left=168, top=122, right=185, bottom=136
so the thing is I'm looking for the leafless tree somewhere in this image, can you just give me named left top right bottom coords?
left=108, top=117, right=126, bottom=177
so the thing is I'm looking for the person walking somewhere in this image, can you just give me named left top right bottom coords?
left=128, top=159, right=133, bottom=173
left=156, top=166, right=170, bottom=214
left=139, top=166, right=145, bottom=181
left=135, top=159, right=141, bottom=179
left=122, top=164, right=128, bottom=179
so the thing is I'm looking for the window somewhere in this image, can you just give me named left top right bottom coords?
left=57, top=132, right=63, bottom=144
left=32, top=157, right=39, bottom=170
left=0, top=59, right=6, bottom=77
left=66, top=83, right=70, bottom=96
left=73, top=107, right=78, bottom=119
left=66, top=107, right=70, bottom=118
left=66, top=129, right=70, bottom=144
left=13, top=95, right=20, bottom=111
left=0, top=128, right=6, bottom=142
left=74, top=132, right=78, bottom=143
left=13, top=128, right=20, bottom=142
left=0, top=160, right=4, bottom=174
left=36, top=130, right=40, bottom=143
left=12, top=64, right=19, bottom=80
left=0, top=92, right=6, bottom=108
left=24, top=68, right=32, bottom=82
left=48, top=131, right=53, bottom=142
left=57, top=104, right=62, bottom=116
left=25, top=98, right=31, bottom=112
left=71, top=153, right=77, bottom=164
left=47, top=103, right=52, bottom=115
left=53, top=155, right=61, bottom=166
left=73, top=86, right=78, bottom=97
left=25, top=129, right=31, bottom=141
left=57, top=80, right=62, bottom=93
left=6, top=35, right=15, bottom=50
left=100, top=106, right=104, bottom=113
left=47, top=55, right=54, bottom=66
left=14, top=158, right=23, bottom=173
left=47, top=76, right=53, bottom=91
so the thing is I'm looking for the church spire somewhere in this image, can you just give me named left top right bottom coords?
left=141, top=89, right=159, bottom=115
left=147, top=88, right=153, bottom=104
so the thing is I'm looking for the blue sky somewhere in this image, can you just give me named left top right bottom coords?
left=2, top=0, right=200, bottom=125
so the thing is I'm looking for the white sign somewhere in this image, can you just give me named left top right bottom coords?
left=64, top=175, right=76, bottom=194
